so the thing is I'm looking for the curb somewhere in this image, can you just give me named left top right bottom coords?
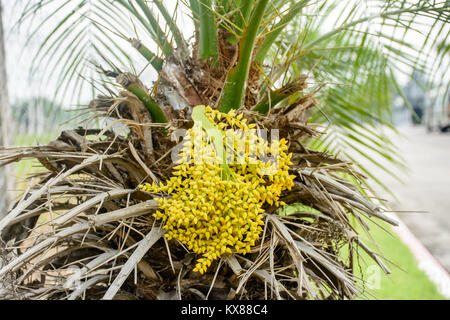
left=390, top=213, right=450, bottom=299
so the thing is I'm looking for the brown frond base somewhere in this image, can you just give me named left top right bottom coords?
left=0, top=70, right=396, bottom=300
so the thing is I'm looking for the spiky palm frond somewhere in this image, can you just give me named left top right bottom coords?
left=252, top=0, right=449, bottom=193
left=15, top=0, right=449, bottom=192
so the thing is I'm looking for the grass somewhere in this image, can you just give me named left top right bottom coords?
left=11, top=134, right=446, bottom=300
left=14, top=133, right=58, bottom=182
left=13, top=133, right=60, bottom=226
left=281, top=204, right=445, bottom=300
left=352, top=219, right=445, bottom=300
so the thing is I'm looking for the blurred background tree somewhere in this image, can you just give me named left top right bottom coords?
left=12, top=97, right=70, bottom=137
left=0, top=0, right=14, bottom=218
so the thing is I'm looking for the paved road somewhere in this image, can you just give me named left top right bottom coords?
left=352, top=126, right=450, bottom=272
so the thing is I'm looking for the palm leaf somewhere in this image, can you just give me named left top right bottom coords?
left=218, top=0, right=270, bottom=112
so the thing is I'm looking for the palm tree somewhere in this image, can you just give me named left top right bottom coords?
left=14, top=0, right=450, bottom=193
left=0, top=0, right=448, bottom=300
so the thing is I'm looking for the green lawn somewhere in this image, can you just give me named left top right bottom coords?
left=14, top=133, right=58, bottom=180
left=14, top=133, right=58, bottom=147
left=352, top=219, right=445, bottom=300
left=280, top=204, right=445, bottom=299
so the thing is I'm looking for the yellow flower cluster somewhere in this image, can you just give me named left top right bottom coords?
left=140, top=106, right=296, bottom=274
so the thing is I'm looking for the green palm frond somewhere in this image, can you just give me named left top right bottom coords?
left=18, top=0, right=181, bottom=105
left=14, top=0, right=450, bottom=193
left=251, top=0, right=449, bottom=193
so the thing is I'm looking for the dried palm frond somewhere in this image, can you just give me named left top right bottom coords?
left=0, top=78, right=397, bottom=300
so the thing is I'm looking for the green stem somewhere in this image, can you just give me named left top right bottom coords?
left=189, top=0, right=201, bottom=33
left=225, top=0, right=253, bottom=45
left=134, top=0, right=172, bottom=57
left=130, top=39, right=164, bottom=71
left=197, top=0, right=219, bottom=65
left=116, top=0, right=172, bottom=57
left=253, top=77, right=307, bottom=114
left=233, top=0, right=254, bottom=35
left=152, top=0, right=188, bottom=56
left=125, top=83, right=168, bottom=124
left=218, top=0, right=270, bottom=113
left=252, top=91, right=290, bottom=114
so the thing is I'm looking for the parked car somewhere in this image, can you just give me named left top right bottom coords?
left=425, top=94, right=450, bottom=133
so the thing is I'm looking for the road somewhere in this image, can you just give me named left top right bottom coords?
left=352, top=125, right=450, bottom=272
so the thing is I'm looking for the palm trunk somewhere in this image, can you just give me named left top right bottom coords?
left=0, top=0, right=13, bottom=218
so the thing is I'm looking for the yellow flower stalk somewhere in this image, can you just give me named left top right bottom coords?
left=140, top=106, right=295, bottom=273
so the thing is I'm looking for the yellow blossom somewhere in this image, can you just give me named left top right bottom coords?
left=139, top=107, right=295, bottom=273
